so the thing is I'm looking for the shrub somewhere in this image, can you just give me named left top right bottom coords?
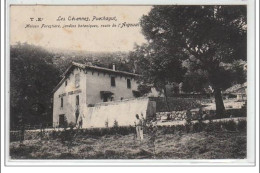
left=113, top=120, right=119, bottom=128
left=105, top=120, right=109, bottom=128
left=226, top=109, right=247, bottom=118
left=205, top=121, right=222, bottom=132
left=160, top=125, right=175, bottom=134
left=76, top=126, right=136, bottom=137
left=192, top=122, right=206, bottom=133
left=222, top=120, right=237, bottom=131
left=237, top=119, right=247, bottom=132
left=68, top=122, right=76, bottom=129
left=175, top=124, right=185, bottom=132
left=59, top=128, right=75, bottom=143
left=185, top=123, right=192, bottom=133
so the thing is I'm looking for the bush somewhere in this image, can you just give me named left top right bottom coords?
left=226, top=109, right=247, bottom=118
left=237, top=119, right=247, bottom=132
left=11, top=119, right=246, bottom=143
left=192, top=121, right=206, bottom=133
left=75, top=126, right=136, bottom=137
left=175, top=124, right=185, bottom=132
left=59, top=128, right=75, bottom=143
left=113, top=120, right=119, bottom=128
left=159, top=126, right=175, bottom=134
left=105, top=120, right=109, bottom=128
left=185, top=123, right=192, bottom=133
left=205, top=121, right=222, bottom=132
left=222, top=120, right=237, bottom=131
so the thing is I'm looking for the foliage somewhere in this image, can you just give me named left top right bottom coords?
left=51, top=49, right=134, bottom=74
left=138, top=6, right=247, bottom=116
left=105, top=120, right=109, bottom=128
left=225, top=108, right=247, bottom=118
left=10, top=43, right=61, bottom=129
left=237, top=119, right=247, bottom=132
left=113, top=120, right=119, bottom=128
left=136, top=84, right=152, bottom=96
left=10, top=119, right=247, bottom=143
left=221, top=120, right=237, bottom=131
left=59, top=129, right=73, bottom=143
left=182, top=72, right=209, bottom=93
left=129, top=43, right=187, bottom=110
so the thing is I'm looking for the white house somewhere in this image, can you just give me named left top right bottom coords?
left=52, top=62, right=143, bottom=127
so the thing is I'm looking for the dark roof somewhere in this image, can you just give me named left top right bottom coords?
left=53, top=62, right=139, bottom=93
left=62, top=62, right=139, bottom=77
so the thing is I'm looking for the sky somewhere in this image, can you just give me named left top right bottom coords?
left=10, top=6, right=152, bottom=52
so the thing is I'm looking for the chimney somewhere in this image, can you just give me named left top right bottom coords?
left=112, top=64, right=116, bottom=71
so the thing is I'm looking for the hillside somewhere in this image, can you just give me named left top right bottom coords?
left=48, top=48, right=133, bottom=74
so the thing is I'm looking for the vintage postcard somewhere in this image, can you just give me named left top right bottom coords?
left=5, top=0, right=256, bottom=166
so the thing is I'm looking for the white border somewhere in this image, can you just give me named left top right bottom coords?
left=2, top=0, right=258, bottom=167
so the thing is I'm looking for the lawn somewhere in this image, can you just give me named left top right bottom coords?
left=10, top=130, right=246, bottom=159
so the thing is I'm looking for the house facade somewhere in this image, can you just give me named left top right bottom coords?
left=52, top=62, right=139, bottom=127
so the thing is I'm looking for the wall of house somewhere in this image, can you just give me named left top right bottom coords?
left=85, top=70, right=138, bottom=104
left=53, top=68, right=87, bottom=126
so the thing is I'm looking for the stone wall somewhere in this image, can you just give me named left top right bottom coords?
left=156, top=111, right=187, bottom=121
left=149, top=97, right=202, bottom=112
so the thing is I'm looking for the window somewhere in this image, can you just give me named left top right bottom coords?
left=75, top=74, right=80, bottom=88
left=76, top=95, right=79, bottom=105
left=100, top=91, right=114, bottom=102
left=111, top=76, right=116, bottom=87
left=61, top=97, right=63, bottom=108
left=127, top=79, right=131, bottom=89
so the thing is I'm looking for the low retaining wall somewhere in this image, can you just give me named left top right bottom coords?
left=156, top=111, right=187, bottom=121
left=156, top=108, right=246, bottom=122
left=149, top=97, right=202, bottom=112
left=156, top=110, right=207, bottom=121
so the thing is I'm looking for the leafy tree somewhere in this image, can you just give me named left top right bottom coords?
left=138, top=6, right=246, bottom=116
left=129, top=43, right=187, bottom=111
left=10, top=43, right=61, bottom=129
left=229, top=61, right=247, bottom=84
left=181, top=59, right=209, bottom=93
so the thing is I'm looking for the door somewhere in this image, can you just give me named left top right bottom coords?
left=59, top=114, right=66, bottom=127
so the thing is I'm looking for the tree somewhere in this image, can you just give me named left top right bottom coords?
left=10, top=43, right=61, bottom=129
left=139, top=6, right=246, bottom=116
left=129, top=43, right=187, bottom=111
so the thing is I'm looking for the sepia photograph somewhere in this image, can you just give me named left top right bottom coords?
left=6, top=3, right=253, bottom=164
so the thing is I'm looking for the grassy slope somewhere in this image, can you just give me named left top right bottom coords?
left=10, top=131, right=246, bottom=159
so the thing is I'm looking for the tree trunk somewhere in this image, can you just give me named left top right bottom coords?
left=214, top=87, right=225, bottom=118
left=163, top=86, right=170, bottom=112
